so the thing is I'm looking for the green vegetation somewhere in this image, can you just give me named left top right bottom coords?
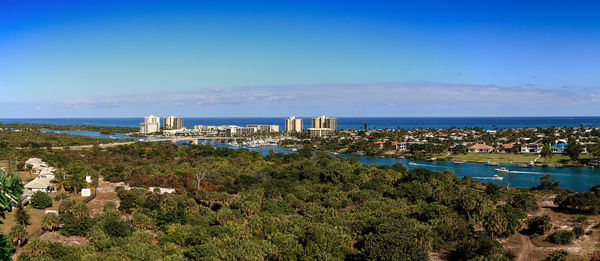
left=525, top=215, right=552, bottom=236
left=30, top=191, right=52, bottom=209
left=13, top=142, right=531, bottom=260
left=543, top=250, right=569, bottom=261
left=554, top=185, right=600, bottom=214
left=0, top=122, right=138, bottom=133
left=548, top=230, right=575, bottom=245
left=0, top=169, right=24, bottom=259
left=0, top=129, right=129, bottom=148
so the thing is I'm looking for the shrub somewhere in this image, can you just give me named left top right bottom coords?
left=60, top=214, right=92, bottom=236
left=548, top=230, right=575, bottom=245
left=526, top=215, right=552, bottom=235
left=509, top=192, right=538, bottom=212
left=572, top=226, right=584, bottom=238
left=41, top=213, right=60, bottom=231
left=542, top=250, right=568, bottom=261
left=30, top=191, right=52, bottom=209
left=54, top=192, right=70, bottom=201
left=102, top=219, right=132, bottom=238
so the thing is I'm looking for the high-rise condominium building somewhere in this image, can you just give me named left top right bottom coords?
left=311, top=115, right=337, bottom=130
left=140, top=115, right=160, bottom=134
left=285, top=116, right=303, bottom=133
left=163, top=116, right=184, bottom=129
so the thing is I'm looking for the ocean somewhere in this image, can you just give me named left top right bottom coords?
left=2, top=116, right=600, bottom=191
left=1, top=116, right=599, bottom=130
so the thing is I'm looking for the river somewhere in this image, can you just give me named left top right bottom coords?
left=43, top=129, right=600, bottom=192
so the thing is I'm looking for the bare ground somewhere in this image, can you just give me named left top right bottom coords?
left=501, top=194, right=600, bottom=261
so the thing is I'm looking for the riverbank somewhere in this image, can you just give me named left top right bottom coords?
left=427, top=153, right=593, bottom=167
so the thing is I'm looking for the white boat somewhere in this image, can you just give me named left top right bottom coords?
left=408, top=162, right=417, bottom=165
left=291, top=148, right=298, bottom=152
left=495, top=167, right=510, bottom=173
left=490, top=175, right=504, bottom=180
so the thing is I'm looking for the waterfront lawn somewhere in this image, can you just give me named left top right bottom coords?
left=437, top=153, right=592, bottom=166
left=438, top=153, right=538, bottom=164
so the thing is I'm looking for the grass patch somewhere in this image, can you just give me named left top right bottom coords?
left=434, top=153, right=588, bottom=166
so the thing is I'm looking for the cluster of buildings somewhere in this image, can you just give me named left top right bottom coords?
left=285, top=115, right=338, bottom=137
left=139, top=115, right=339, bottom=137
left=23, top=158, right=56, bottom=198
left=360, top=126, right=599, bottom=157
left=140, top=115, right=185, bottom=134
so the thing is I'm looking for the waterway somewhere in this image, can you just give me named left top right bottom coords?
left=41, top=129, right=600, bottom=192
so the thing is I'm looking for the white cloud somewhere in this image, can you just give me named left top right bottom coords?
left=1, top=83, right=598, bottom=117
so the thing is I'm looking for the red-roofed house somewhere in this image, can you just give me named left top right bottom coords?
left=468, top=144, right=494, bottom=153
left=496, top=143, right=514, bottom=153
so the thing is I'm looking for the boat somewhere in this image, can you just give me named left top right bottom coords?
left=408, top=162, right=417, bottom=165
left=453, top=160, right=466, bottom=164
left=495, top=167, right=510, bottom=173
left=427, top=157, right=437, bottom=161
left=291, top=148, right=298, bottom=152
left=486, top=161, right=499, bottom=166
left=490, top=175, right=504, bottom=180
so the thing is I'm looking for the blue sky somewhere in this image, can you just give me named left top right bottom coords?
left=1, top=0, right=600, bottom=117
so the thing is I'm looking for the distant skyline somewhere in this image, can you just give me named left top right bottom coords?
left=2, top=0, right=600, bottom=117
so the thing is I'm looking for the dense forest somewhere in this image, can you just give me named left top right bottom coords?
left=10, top=142, right=566, bottom=260
left=0, top=129, right=129, bottom=149
left=0, top=123, right=138, bottom=134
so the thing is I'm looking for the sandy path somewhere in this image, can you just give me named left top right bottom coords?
left=517, top=234, right=533, bottom=261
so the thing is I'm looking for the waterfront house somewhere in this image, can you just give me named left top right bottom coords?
left=395, top=142, right=408, bottom=151
left=496, top=143, right=514, bottom=153
left=550, top=143, right=568, bottom=154
left=468, top=144, right=494, bottom=153
left=521, top=143, right=544, bottom=154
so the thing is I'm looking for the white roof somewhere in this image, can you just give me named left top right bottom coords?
left=25, top=158, right=43, bottom=164
left=24, top=177, right=53, bottom=189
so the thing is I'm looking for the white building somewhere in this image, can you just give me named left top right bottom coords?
left=25, top=158, right=46, bottom=170
left=521, top=143, right=544, bottom=154
left=140, top=115, right=161, bottom=134
left=225, top=126, right=257, bottom=137
left=311, top=115, right=337, bottom=130
left=24, top=176, right=54, bottom=194
left=308, top=128, right=331, bottom=137
left=285, top=116, right=303, bottom=133
left=246, top=124, right=279, bottom=133
left=163, top=128, right=187, bottom=136
left=163, top=116, right=184, bottom=129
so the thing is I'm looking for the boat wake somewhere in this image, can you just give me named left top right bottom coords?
left=473, top=176, right=503, bottom=180
left=408, top=162, right=451, bottom=169
left=508, top=170, right=567, bottom=176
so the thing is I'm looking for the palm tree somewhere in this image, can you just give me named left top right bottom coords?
left=0, top=169, right=23, bottom=258
left=14, top=199, right=30, bottom=226
left=51, top=170, right=67, bottom=193
left=41, top=213, right=60, bottom=231
left=26, top=164, right=33, bottom=180
left=9, top=224, right=27, bottom=248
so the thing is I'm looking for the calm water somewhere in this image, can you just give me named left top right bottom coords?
left=194, top=140, right=599, bottom=192
left=2, top=116, right=600, bottom=130
left=3, top=117, right=600, bottom=192
left=39, top=129, right=137, bottom=140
